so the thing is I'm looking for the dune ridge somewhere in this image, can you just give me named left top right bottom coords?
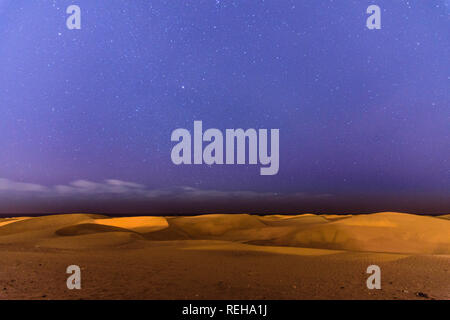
left=0, top=212, right=449, bottom=254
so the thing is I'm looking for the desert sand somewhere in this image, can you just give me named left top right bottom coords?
left=0, top=212, right=448, bottom=300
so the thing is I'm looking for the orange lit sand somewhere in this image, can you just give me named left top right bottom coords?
left=0, top=212, right=448, bottom=299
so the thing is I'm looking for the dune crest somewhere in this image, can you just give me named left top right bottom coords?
left=0, top=217, right=31, bottom=227
left=268, top=212, right=450, bottom=254
left=0, top=212, right=449, bottom=255
left=169, top=214, right=265, bottom=237
left=92, top=217, right=169, bottom=233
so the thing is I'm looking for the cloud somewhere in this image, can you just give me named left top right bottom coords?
left=54, top=179, right=147, bottom=196
left=0, top=178, right=332, bottom=202
left=0, top=178, right=49, bottom=193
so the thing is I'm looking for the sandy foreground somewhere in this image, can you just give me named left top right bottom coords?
left=0, top=212, right=449, bottom=300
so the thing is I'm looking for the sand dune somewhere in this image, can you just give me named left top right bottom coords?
left=56, top=216, right=169, bottom=237
left=0, top=214, right=105, bottom=245
left=260, top=214, right=328, bottom=226
left=0, top=214, right=104, bottom=236
left=0, top=212, right=449, bottom=300
left=168, top=214, right=266, bottom=237
left=261, top=212, right=450, bottom=254
left=92, top=217, right=169, bottom=233
left=55, top=223, right=135, bottom=236
left=38, top=232, right=143, bottom=249
left=0, top=217, right=31, bottom=227
left=320, top=214, right=353, bottom=221
left=0, top=212, right=448, bottom=254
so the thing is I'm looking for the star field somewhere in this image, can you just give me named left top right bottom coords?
left=0, top=0, right=448, bottom=213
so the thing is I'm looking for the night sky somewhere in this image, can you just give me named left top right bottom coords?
left=0, top=0, right=449, bottom=214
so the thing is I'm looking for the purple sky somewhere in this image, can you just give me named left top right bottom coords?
left=0, top=0, right=449, bottom=214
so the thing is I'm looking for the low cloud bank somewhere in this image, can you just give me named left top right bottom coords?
left=0, top=177, right=331, bottom=201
